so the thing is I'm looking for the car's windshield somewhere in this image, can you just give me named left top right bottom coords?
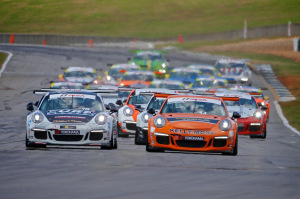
left=215, top=62, right=247, bottom=75
left=122, top=74, right=154, bottom=81
left=199, top=69, right=216, bottom=76
left=128, top=94, right=153, bottom=105
left=64, top=71, right=96, bottom=79
left=170, top=71, right=198, bottom=78
left=224, top=97, right=257, bottom=109
left=40, top=93, right=104, bottom=112
left=161, top=97, right=226, bottom=117
left=147, top=97, right=166, bottom=110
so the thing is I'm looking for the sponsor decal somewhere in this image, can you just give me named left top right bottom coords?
left=167, top=117, right=219, bottom=124
left=170, top=129, right=214, bottom=135
left=60, top=125, right=76, bottom=129
left=50, top=94, right=95, bottom=100
left=47, top=109, right=96, bottom=116
left=184, top=136, right=204, bottom=141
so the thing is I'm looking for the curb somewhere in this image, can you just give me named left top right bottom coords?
left=0, top=50, right=13, bottom=78
left=273, top=101, right=300, bottom=136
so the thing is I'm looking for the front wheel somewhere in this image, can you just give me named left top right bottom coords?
left=146, top=142, right=164, bottom=152
left=222, top=134, right=238, bottom=156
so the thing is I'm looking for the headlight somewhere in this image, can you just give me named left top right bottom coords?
left=120, top=83, right=124, bottom=86
left=241, top=77, right=248, bottom=82
left=219, top=119, right=231, bottom=131
left=154, top=116, right=166, bottom=128
left=95, top=114, right=107, bottom=125
left=141, top=113, right=153, bottom=123
left=123, top=107, right=133, bottom=116
left=261, top=102, right=266, bottom=106
left=162, top=63, right=166, bottom=68
left=32, top=112, right=44, bottom=123
left=253, top=110, right=263, bottom=119
left=106, top=75, right=111, bottom=81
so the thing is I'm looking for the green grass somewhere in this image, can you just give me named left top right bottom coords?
left=280, top=95, right=300, bottom=131
left=0, top=52, right=7, bottom=70
left=0, top=0, right=299, bottom=38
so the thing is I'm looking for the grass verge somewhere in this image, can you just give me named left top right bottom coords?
left=0, top=52, right=8, bottom=71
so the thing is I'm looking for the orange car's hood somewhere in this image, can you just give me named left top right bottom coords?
left=162, top=113, right=222, bottom=130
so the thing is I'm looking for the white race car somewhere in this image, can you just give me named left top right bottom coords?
left=117, top=88, right=175, bottom=137
left=215, top=59, right=252, bottom=86
left=26, top=90, right=118, bottom=149
left=135, top=92, right=176, bottom=145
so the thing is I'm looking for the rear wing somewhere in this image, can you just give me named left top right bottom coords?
left=218, top=97, right=239, bottom=101
left=33, top=88, right=119, bottom=95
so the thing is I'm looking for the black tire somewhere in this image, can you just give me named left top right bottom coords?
left=135, top=130, right=142, bottom=145
left=117, top=124, right=129, bottom=138
left=222, top=134, right=238, bottom=156
left=146, top=142, right=164, bottom=152
left=25, top=134, right=46, bottom=149
left=102, top=133, right=114, bottom=150
left=113, top=137, right=118, bottom=149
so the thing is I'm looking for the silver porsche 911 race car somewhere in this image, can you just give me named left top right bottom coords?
left=26, top=90, right=118, bottom=149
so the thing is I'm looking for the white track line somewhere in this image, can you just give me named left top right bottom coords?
left=274, top=101, right=300, bottom=136
left=0, top=50, right=13, bottom=78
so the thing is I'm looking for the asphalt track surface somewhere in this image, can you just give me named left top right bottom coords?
left=0, top=44, right=299, bottom=199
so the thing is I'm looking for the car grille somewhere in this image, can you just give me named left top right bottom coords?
left=238, top=124, right=244, bottom=132
left=53, top=135, right=83, bottom=142
left=126, top=122, right=136, bottom=131
left=156, top=135, right=169, bottom=145
left=34, top=130, right=47, bottom=140
left=176, top=140, right=206, bottom=148
left=249, top=125, right=261, bottom=132
left=89, top=132, right=103, bottom=141
left=213, top=139, right=227, bottom=147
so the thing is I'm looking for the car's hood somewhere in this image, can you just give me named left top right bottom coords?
left=43, top=109, right=99, bottom=123
left=162, top=113, right=221, bottom=130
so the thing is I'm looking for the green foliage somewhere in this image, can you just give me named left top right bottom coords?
left=0, top=0, right=299, bottom=38
left=0, top=52, right=7, bottom=69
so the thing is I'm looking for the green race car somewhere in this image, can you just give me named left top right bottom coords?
left=128, top=50, right=170, bottom=79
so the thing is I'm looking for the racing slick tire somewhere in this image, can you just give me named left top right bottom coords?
left=101, top=134, right=114, bottom=150
left=222, top=134, right=238, bottom=156
left=134, top=130, right=143, bottom=145
left=113, top=137, right=118, bottom=149
left=146, top=142, right=164, bottom=153
left=25, top=134, right=46, bottom=149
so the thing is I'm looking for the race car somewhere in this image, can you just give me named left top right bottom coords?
left=190, top=77, right=228, bottom=89
left=50, top=81, right=88, bottom=89
left=149, top=79, right=185, bottom=90
left=135, top=92, right=176, bottom=145
left=215, top=59, right=252, bottom=86
left=58, top=66, right=102, bottom=84
left=117, top=88, right=175, bottom=137
left=128, top=50, right=169, bottom=78
left=215, top=92, right=267, bottom=138
left=26, top=90, right=118, bottom=149
left=103, top=63, right=140, bottom=85
left=187, top=64, right=221, bottom=77
left=168, top=67, right=201, bottom=88
left=229, top=86, right=270, bottom=121
left=146, top=95, right=239, bottom=155
left=118, top=70, right=155, bottom=88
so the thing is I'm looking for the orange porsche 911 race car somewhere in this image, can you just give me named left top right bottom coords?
left=146, top=95, right=239, bottom=155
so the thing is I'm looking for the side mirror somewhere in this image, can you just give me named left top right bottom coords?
left=135, top=105, right=142, bottom=112
left=110, top=106, right=118, bottom=112
left=264, top=96, right=269, bottom=100
left=261, top=105, right=268, bottom=111
left=34, top=101, right=39, bottom=107
left=257, top=102, right=262, bottom=107
left=58, top=74, right=63, bottom=79
left=105, top=104, right=110, bottom=110
left=232, top=112, right=241, bottom=119
left=116, top=100, right=123, bottom=106
left=27, top=102, right=34, bottom=111
left=147, top=108, right=156, bottom=115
